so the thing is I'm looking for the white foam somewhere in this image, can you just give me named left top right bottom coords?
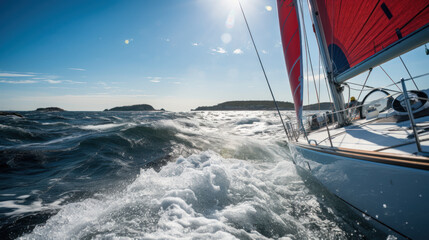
left=236, top=117, right=261, bottom=125
left=0, top=124, right=29, bottom=134
left=80, top=123, right=127, bottom=131
left=21, top=150, right=348, bottom=239
left=0, top=193, right=16, bottom=197
left=0, top=197, right=63, bottom=216
left=10, top=134, right=87, bottom=149
left=41, top=122, right=70, bottom=126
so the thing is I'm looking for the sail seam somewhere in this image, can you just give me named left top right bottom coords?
left=281, top=7, right=294, bottom=33
left=293, top=81, right=301, bottom=97
left=284, top=29, right=298, bottom=55
left=335, top=24, right=429, bottom=83
left=288, top=56, right=301, bottom=78
left=400, top=3, right=429, bottom=31
left=346, top=1, right=381, bottom=63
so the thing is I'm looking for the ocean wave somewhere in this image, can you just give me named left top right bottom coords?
left=40, top=122, right=71, bottom=127
left=236, top=117, right=261, bottom=125
left=0, top=196, right=63, bottom=217
left=0, top=124, right=29, bottom=134
left=79, top=123, right=129, bottom=131
left=1, top=111, right=382, bottom=239
left=20, top=151, right=350, bottom=239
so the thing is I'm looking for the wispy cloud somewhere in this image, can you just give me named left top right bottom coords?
left=0, top=72, right=35, bottom=77
left=161, top=37, right=171, bottom=42
left=303, top=72, right=326, bottom=82
left=0, top=71, right=84, bottom=86
left=68, top=68, right=86, bottom=71
left=64, top=80, right=86, bottom=84
left=44, top=79, right=62, bottom=84
left=146, top=76, right=180, bottom=83
left=149, top=77, right=161, bottom=83
left=192, top=42, right=200, bottom=46
left=233, top=49, right=243, bottom=54
left=0, top=80, right=37, bottom=84
left=211, top=47, right=227, bottom=54
left=262, top=50, right=268, bottom=54
left=43, top=75, right=60, bottom=80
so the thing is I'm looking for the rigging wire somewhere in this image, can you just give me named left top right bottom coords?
left=298, top=0, right=320, bottom=108
left=237, top=0, right=291, bottom=141
left=349, top=68, right=372, bottom=120
left=318, top=53, right=322, bottom=110
left=399, top=55, right=419, bottom=90
left=303, top=16, right=309, bottom=107
left=379, top=65, right=402, bottom=92
left=324, top=73, right=334, bottom=110
left=367, top=72, right=429, bottom=90
left=303, top=0, right=336, bottom=113
left=356, top=68, right=373, bottom=102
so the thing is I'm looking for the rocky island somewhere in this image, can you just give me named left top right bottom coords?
left=192, top=101, right=333, bottom=111
left=104, top=104, right=160, bottom=111
left=0, top=111, right=24, bottom=117
left=193, top=101, right=294, bottom=111
left=35, top=107, right=65, bottom=112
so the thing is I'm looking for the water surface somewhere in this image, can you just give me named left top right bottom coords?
left=0, top=111, right=386, bottom=239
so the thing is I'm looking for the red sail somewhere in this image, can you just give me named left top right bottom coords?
left=313, top=0, right=429, bottom=77
left=278, top=0, right=303, bottom=121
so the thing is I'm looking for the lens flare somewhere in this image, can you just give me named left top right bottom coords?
left=265, top=6, right=272, bottom=11
left=225, top=10, right=235, bottom=29
left=221, top=33, right=232, bottom=44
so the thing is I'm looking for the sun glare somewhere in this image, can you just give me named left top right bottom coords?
left=219, top=0, right=238, bottom=10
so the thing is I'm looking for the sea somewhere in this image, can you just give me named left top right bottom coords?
left=0, top=111, right=391, bottom=239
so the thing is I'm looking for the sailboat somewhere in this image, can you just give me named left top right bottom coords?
left=276, top=0, right=429, bottom=239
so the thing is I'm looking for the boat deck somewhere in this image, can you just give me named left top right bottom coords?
left=299, top=115, right=429, bottom=156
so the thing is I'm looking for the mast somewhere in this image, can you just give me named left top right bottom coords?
left=307, top=0, right=348, bottom=126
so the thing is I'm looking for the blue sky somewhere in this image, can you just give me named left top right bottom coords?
left=0, top=0, right=428, bottom=111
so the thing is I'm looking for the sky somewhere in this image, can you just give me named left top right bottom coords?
left=0, top=0, right=428, bottom=111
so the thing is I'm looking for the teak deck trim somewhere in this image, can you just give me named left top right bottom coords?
left=294, top=143, right=429, bottom=171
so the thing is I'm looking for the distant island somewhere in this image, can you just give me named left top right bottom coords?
left=104, top=104, right=162, bottom=111
left=303, top=102, right=334, bottom=110
left=36, top=107, right=65, bottom=112
left=192, top=101, right=333, bottom=111
left=0, top=111, right=24, bottom=117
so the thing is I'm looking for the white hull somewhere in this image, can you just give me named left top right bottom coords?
left=290, top=142, right=429, bottom=239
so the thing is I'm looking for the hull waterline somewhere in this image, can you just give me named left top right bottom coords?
left=289, top=142, right=429, bottom=239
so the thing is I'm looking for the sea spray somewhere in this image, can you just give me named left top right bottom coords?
left=20, top=151, right=346, bottom=239
left=0, top=111, right=386, bottom=239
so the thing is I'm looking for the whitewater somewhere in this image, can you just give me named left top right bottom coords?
left=0, top=111, right=387, bottom=239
